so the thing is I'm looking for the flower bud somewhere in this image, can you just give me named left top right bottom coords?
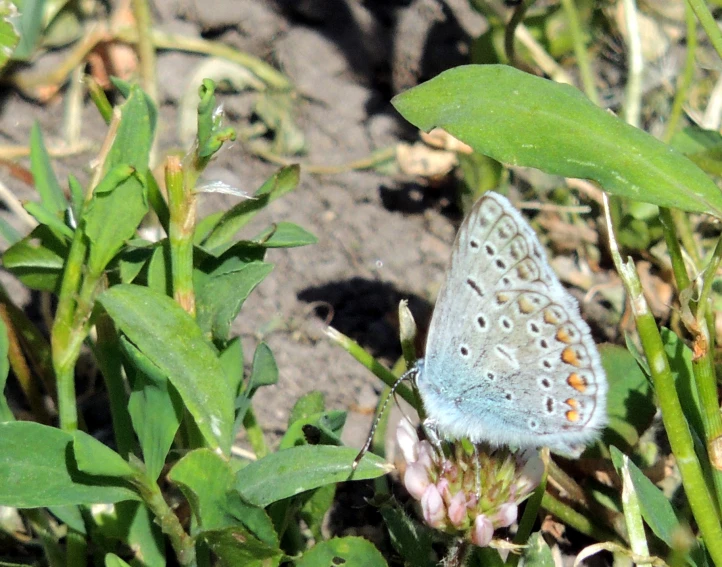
left=471, top=515, right=494, bottom=547
left=421, top=484, right=446, bottom=528
left=404, top=461, right=431, bottom=500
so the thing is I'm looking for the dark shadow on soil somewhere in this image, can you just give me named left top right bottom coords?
left=379, top=179, right=461, bottom=217
left=297, top=278, right=432, bottom=361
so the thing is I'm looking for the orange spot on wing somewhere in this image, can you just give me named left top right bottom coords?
left=496, top=292, right=511, bottom=305
left=555, top=328, right=571, bottom=344
left=566, top=410, right=580, bottom=422
left=517, top=297, right=535, bottom=314
left=567, top=373, right=587, bottom=393
left=565, top=398, right=579, bottom=408
left=544, top=308, right=561, bottom=325
left=561, top=347, right=581, bottom=367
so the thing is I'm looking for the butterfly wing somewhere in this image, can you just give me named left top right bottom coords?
left=417, top=193, right=607, bottom=455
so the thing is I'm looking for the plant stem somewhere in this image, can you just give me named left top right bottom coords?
left=665, top=2, right=697, bottom=141
left=603, top=194, right=722, bottom=563
left=166, top=156, right=196, bottom=316
left=620, top=455, right=651, bottom=566
left=559, top=0, right=599, bottom=105
left=130, top=0, right=158, bottom=103
left=540, top=492, right=619, bottom=542
left=686, top=0, right=722, bottom=63
left=621, top=0, right=643, bottom=128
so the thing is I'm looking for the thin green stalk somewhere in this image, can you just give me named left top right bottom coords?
left=559, top=0, right=599, bottom=105
left=130, top=0, right=158, bottom=103
left=665, top=2, right=697, bottom=141
left=166, top=156, right=196, bottom=317
left=132, top=470, right=196, bottom=566
left=94, top=315, right=135, bottom=458
left=620, top=455, right=651, bottom=566
left=603, top=195, right=722, bottom=563
left=65, top=528, right=87, bottom=567
left=504, top=0, right=536, bottom=70
left=84, top=75, right=114, bottom=124
left=659, top=208, right=692, bottom=295
left=540, top=492, right=619, bottom=542
left=686, top=0, right=722, bottom=63
left=51, top=228, right=87, bottom=432
left=622, top=0, right=643, bottom=128
left=243, top=408, right=268, bottom=459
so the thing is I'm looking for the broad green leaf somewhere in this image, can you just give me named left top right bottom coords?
left=234, top=445, right=391, bottom=508
left=521, top=532, right=555, bottom=566
left=99, top=285, right=234, bottom=455
left=201, top=526, right=283, bottom=567
left=23, top=200, right=73, bottom=238
left=168, top=448, right=278, bottom=546
left=393, top=65, right=722, bottom=218
left=0, top=422, right=139, bottom=507
left=202, top=165, right=300, bottom=249
left=299, top=484, right=335, bottom=543
left=72, top=430, right=135, bottom=478
left=195, top=256, right=273, bottom=342
left=288, top=391, right=325, bottom=426
left=106, top=83, right=157, bottom=171
left=610, top=446, right=681, bottom=547
left=13, top=0, right=44, bottom=61
left=105, top=554, right=132, bottom=567
left=278, top=410, right=346, bottom=450
left=2, top=224, right=68, bottom=291
left=219, top=337, right=244, bottom=398
left=380, top=504, right=435, bottom=567
left=114, top=239, right=155, bottom=284
left=248, top=342, right=278, bottom=389
left=0, top=2, right=19, bottom=70
left=599, top=345, right=655, bottom=451
left=124, top=338, right=183, bottom=482
left=0, top=315, right=12, bottom=422
left=29, top=122, right=67, bottom=214
left=253, top=222, right=317, bottom=248
left=235, top=342, right=279, bottom=426
left=94, top=502, right=165, bottom=567
left=49, top=505, right=86, bottom=534
left=83, top=166, right=148, bottom=276
left=296, top=537, right=388, bottom=567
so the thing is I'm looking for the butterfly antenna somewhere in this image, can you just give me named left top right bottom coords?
left=352, top=366, right=419, bottom=471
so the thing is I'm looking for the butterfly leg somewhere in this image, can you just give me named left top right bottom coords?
left=421, top=419, right=445, bottom=463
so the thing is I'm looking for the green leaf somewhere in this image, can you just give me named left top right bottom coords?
left=114, top=239, right=156, bottom=284
left=2, top=224, right=68, bottom=291
left=29, top=122, right=67, bottom=215
left=195, top=251, right=273, bottom=342
left=201, top=526, right=283, bottom=567
left=124, top=338, right=183, bottom=482
left=202, top=165, right=300, bottom=249
left=234, top=445, right=390, bottom=508
left=23, top=200, right=74, bottom=239
left=253, top=222, right=317, bottom=248
left=196, top=79, right=237, bottom=159
left=106, top=83, right=157, bottom=171
left=380, top=504, right=435, bottom=567
left=0, top=2, right=19, bottom=70
left=610, top=446, right=681, bottom=547
left=83, top=166, right=148, bottom=276
left=0, top=315, right=12, bottom=422
left=13, top=0, right=44, bottom=61
left=219, top=337, right=244, bottom=398
left=105, top=554, right=132, bottom=567
left=94, top=502, right=165, bottom=567
left=234, top=342, right=278, bottom=426
left=49, top=505, right=86, bottom=534
left=295, top=537, right=388, bottom=567
left=288, top=391, right=325, bottom=426
left=521, top=532, right=555, bottom=566
left=278, top=410, right=346, bottom=450
left=299, top=484, right=335, bottom=543
left=99, top=285, right=234, bottom=455
left=599, top=344, right=655, bottom=451
left=72, top=430, right=135, bottom=478
left=0, top=422, right=139, bottom=507
left=393, top=65, right=722, bottom=218
left=168, top=448, right=278, bottom=547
